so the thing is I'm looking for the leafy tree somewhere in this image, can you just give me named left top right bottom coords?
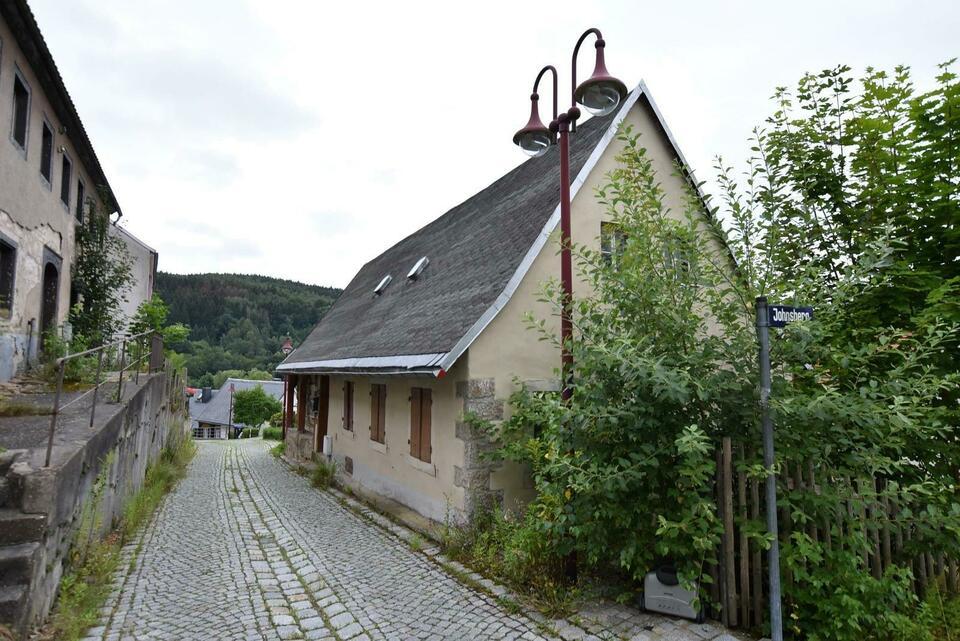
left=69, top=192, right=134, bottom=344
left=232, top=385, right=282, bottom=428
left=154, top=272, right=339, bottom=385
left=130, top=293, right=190, bottom=345
left=484, top=61, right=959, bottom=641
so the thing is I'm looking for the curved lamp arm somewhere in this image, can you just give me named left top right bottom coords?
left=533, top=65, right=558, bottom=124
left=570, top=28, right=602, bottom=131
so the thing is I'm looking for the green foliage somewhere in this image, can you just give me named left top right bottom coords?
left=40, top=332, right=99, bottom=384
left=262, top=426, right=283, bottom=441
left=270, top=441, right=286, bottom=457
left=69, top=194, right=134, bottom=344
left=310, top=459, right=336, bottom=489
left=232, top=384, right=283, bottom=428
left=130, top=293, right=190, bottom=346
left=485, top=61, right=959, bottom=640
left=269, top=411, right=284, bottom=428
left=154, top=272, right=339, bottom=385
left=440, top=507, right=574, bottom=617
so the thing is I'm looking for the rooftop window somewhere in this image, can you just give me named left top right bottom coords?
left=374, top=274, right=392, bottom=295
left=407, top=256, right=430, bottom=280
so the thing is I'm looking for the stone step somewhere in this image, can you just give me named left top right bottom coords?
left=0, top=510, right=45, bottom=546
left=0, top=542, right=40, bottom=587
left=0, top=584, right=26, bottom=624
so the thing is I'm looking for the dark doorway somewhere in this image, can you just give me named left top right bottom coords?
left=39, top=258, right=60, bottom=354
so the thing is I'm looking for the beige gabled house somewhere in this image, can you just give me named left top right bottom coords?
left=278, top=82, right=703, bottom=524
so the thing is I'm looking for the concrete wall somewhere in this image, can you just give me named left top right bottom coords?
left=0, top=16, right=106, bottom=381
left=109, top=224, right=157, bottom=328
left=467, top=96, right=700, bottom=511
left=1, top=370, right=187, bottom=635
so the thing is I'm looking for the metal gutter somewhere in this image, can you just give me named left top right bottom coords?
left=276, top=352, right=447, bottom=375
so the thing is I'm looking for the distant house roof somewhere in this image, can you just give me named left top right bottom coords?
left=0, top=0, right=121, bottom=214
left=191, top=379, right=284, bottom=428
left=279, top=83, right=703, bottom=377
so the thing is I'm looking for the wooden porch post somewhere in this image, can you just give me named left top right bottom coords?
left=297, top=375, right=307, bottom=433
left=283, top=375, right=295, bottom=439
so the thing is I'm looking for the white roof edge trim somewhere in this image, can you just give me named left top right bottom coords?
left=276, top=352, right=447, bottom=372
left=436, top=84, right=647, bottom=373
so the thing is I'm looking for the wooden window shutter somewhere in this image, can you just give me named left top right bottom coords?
left=377, top=384, right=387, bottom=443
left=369, top=384, right=379, bottom=441
left=421, top=389, right=432, bottom=463
left=410, top=388, right=421, bottom=459
left=343, top=382, right=354, bottom=431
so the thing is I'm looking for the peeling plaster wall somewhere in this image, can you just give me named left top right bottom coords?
left=0, top=15, right=106, bottom=381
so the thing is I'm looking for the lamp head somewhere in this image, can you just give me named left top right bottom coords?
left=574, top=39, right=627, bottom=117
left=513, top=93, right=553, bottom=157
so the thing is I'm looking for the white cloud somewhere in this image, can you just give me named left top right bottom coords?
left=28, top=0, right=959, bottom=287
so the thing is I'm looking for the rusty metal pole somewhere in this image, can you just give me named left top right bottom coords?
left=44, top=360, right=66, bottom=467
left=116, top=338, right=127, bottom=403
left=89, top=349, right=105, bottom=427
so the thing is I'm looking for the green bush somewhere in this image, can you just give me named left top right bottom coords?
left=239, top=427, right=259, bottom=438
left=262, top=427, right=283, bottom=441
left=269, top=441, right=285, bottom=458
left=269, top=411, right=283, bottom=428
left=441, top=507, right=572, bottom=617
left=309, top=459, right=336, bottom=489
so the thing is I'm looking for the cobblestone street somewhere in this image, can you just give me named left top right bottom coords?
left=82, top=440, right=743, bottom=641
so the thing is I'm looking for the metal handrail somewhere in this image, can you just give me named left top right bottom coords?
left=44, top=330, right=162, bottom=467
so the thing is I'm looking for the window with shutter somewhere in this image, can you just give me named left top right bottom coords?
left=409, top=387, right=432, bottom=463
left=370, top=383, right=386, bottom=443
left=343, top=381, right=354, bottom=431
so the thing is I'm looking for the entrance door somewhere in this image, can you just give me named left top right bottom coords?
left=39, top=259, right=59, bottom=353
left=314, top=375, right=329, bottom=453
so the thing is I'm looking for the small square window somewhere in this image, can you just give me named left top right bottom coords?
left=600, top=222, right=627, bottom=266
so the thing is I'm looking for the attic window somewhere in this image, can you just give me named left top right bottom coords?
left=407, top=256, right=429, bottom=280
left=374, top=274, right=392, bottom=295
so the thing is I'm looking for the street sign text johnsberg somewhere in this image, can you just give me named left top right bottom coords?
left=768, top=305, right=814, bottom=328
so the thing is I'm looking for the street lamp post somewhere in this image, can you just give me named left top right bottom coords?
left=513, top=28, right=627, bottom=400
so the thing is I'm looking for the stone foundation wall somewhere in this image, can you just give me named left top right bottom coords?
left=454, top=378, right=504, bottom=521
left=0, top=369, right=187, bottom=637
left=283, top=427, right=317, bottom=466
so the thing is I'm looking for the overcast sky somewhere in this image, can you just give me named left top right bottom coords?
left=30, top=0, right=958, bottom=288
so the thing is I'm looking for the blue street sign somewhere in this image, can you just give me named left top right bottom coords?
left=768, top=305, right=814, bottom=328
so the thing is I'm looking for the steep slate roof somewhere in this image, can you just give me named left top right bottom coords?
left=279, top=84, right=696, bottom=377
left=191, top=379, right=284, bottom=428
left=0, top=0, right=121, bottom=213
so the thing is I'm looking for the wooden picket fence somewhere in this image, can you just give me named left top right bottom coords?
left=707, top=437, right=959, bottom=630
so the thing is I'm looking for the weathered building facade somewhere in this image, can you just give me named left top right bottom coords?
left=0, top=1, right=136, bottom=381
left=110, top=224, right=157, bottom=328
left=278, top=84, right=706, bottom=524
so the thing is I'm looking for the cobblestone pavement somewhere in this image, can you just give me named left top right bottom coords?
left=83, top=440, right=747, bottom=641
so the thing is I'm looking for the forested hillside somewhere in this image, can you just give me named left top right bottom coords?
left=156, top=272, right=340, bottom=386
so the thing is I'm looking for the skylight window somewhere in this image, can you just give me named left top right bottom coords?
left=374, top=274, right=392, bottom=295
left=407, top=256, right=429, bottom=280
